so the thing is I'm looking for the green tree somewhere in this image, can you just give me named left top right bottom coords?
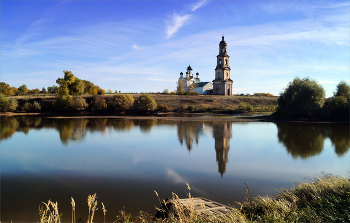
left=277, top=77, right=325, bottom=117
left=0, top=94, right=18, bottom=112
left=334, top=81, right=350, bottom=101
left=41, top=87, right=47, bottom=93
left=113, top=94, right=134, bottom=112
left=18, top=84, right=28, bottom=95
left=70, top=78, right=85, bottom=95
left=134, top=94, right=157, bottom=111
left=47, top=85, right=58, bottom=94
left=177, top=78, right=184, bottom=94
left=323, top=96, right=349, bottom=118
left=56, top=70, right=76, bottom=96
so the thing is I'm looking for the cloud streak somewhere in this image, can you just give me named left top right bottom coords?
left=192, top=0, right=208, bottom=12
left=166, top=13, right=191, bottom=39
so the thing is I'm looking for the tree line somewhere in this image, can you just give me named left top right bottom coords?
left=0, top=70, right=106, bottom=96
left=276, top=77, right=349, bottom=119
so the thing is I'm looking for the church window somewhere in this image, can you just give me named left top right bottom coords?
left=219, top=59, right=222, bottom=65
left=225, top=59, right=228, bottom=65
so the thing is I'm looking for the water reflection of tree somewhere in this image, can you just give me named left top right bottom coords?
left=0, top=118, right=19, bottom=140
left=176, top=121, right=202, bottom=152
left=276, top=123, right=350, bottom=158
left=325, top=125, right=350, bottom=156
left=133, top=119, right=157, bottom=133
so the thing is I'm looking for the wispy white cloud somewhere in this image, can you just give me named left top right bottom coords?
left=192, top=0, right=208, bottom=12
left=132, top=44, right=142, bottom=50
left=166, top=13, right=191, bottom=39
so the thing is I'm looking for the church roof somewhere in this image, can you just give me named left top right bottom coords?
left=219, top=36, right=227, bottom=46
left=187, top=65, right=193, bottom=70
left=197, top=82, right=211, bottom=87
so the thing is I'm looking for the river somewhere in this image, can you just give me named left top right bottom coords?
left=0, top=117, right=349, bottom=222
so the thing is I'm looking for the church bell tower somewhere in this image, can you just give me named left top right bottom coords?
left=213, top=35, right=233, bottom=96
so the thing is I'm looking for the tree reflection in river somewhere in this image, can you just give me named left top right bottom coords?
left=276, top=122, right=350, bottom=158
left=1, top=117, right=348, bottom=162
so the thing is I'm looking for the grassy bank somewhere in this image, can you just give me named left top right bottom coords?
left=2, top=94, right=278, bottom=115
left=38, top=174, right=349, bottom=222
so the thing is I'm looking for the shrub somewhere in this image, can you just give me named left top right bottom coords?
left=0, top=94, right=18, bottom=112
left=277, top=77, right=325, bottom=117
left=72, top=97, right=88, bottom=111
left=23, top=102, right=32, bottom=112
left=41, top=87, right=47, bottom=94
left=32, top=101, right=41, bottom=111
left=158, top=104, right=170, bottom=112
left=247, top=104, right=254, bottom=112
left=113, top=94, right=134, bottom=112
left=92, top=95, right=107, bottom=111
left=189, top=91, right=199, bottom=95
left=134, top=94, right=157, bottom=112
left=186, top=104, right=195, bottom=112
left=238, top=102, right=248, bottom=112
left=55, top=95, right=73, bottom=111
left=163, top=89, right=170, bottom=94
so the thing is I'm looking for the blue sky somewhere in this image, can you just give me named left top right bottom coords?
left=1, top=0, right=349, bottom=97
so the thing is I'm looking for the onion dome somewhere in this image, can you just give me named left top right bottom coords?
left=180, top=71, right=183, bottom=75
left=196, top=72, right=199, bottom=75
left=219, top=36, right=227, bottom=46
left=187, top=65, right=193, bottom=70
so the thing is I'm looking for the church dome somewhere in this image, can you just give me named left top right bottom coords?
left=187, top=65, right=193, bottom=70
left=219, top=36, right=227, bottom=46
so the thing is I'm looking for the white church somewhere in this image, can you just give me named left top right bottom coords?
left=179, top=35, right=233, bottom=95
left=179, top=65, right=213, bottom=94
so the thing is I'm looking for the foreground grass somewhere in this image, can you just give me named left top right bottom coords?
left=39, top=174, right=350, bottom=222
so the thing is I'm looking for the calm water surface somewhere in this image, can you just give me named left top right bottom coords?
left=1, top=117, right=349, bottom=222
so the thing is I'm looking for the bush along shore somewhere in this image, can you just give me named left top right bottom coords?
left=0, top=93, right=278, bottom=116
left=38, top=174, right=350, bottom=223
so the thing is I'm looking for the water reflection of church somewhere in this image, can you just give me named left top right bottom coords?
left=213, top=122, right=232, bottom=177
left=177, top=122, right=232, bottom=176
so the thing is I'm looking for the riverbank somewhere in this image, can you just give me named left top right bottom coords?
left=2, top=111, right=348, bottom=124
left=2, top=94, right=278, bottom=115
left=38, top=174, right=350, bottom=222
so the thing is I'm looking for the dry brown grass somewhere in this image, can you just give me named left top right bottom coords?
left=38, top=174, right=349, bottom=223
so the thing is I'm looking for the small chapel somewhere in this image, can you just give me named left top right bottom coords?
left=179, top=35, right=233, bottom=95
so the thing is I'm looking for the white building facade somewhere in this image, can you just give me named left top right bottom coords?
left=179, top=65, right=213, bottom=94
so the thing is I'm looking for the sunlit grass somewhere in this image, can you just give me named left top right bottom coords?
left=38, top=173, right=350, bottom=222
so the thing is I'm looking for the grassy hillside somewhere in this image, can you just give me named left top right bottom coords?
left=7, top=94, right=278, bottom=114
